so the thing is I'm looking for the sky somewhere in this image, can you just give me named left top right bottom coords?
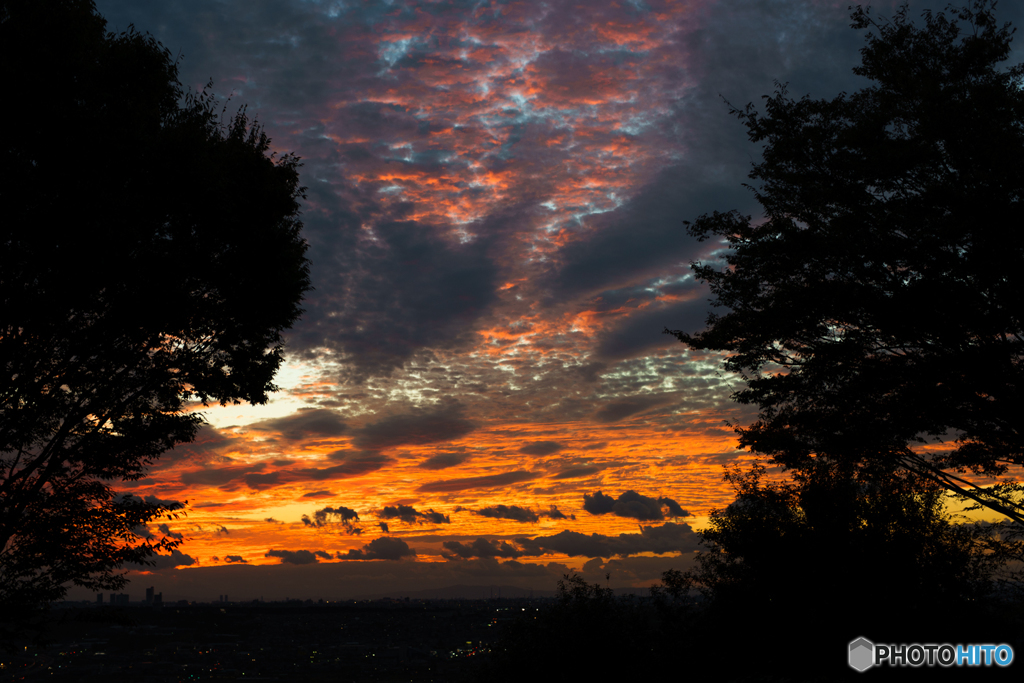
left=68, top=0, right=1024, bottom=602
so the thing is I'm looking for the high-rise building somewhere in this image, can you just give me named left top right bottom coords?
left=96, top=593, right=103, bottom=604
left=146, top=586, right=154, bottom=604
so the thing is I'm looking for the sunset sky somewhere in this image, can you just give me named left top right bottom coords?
left=70, top=0, right=1024, bottom=601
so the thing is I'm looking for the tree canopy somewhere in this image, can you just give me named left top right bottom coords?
left=0, top=0, right=311, bottom=614
left=667, top=0, right=1024, bottom=522
left=677, top=461, right=1021, bottom=675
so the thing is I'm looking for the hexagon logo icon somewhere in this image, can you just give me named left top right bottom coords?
left=849, top=637, right=874, bottom=672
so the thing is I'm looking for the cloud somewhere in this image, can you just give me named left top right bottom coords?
left=583, top=491, right=616, bottom=515
left=295, top=451, right=391, bottom=480
left=151, top=424, right=237, bottom=470
left=552, top=465, right=603, bottom=479
left=379, top=504, right=450, bottom=525
left=337, top=536, right=416, bottom=561
left=244, top=472, right=283, bottom=490
left=302, top=490, right=334, bottom=498
left=516, top=522, right=700, bottom=559
left=248, top=408, right=348, bottom=443
left=419, top=452, right=471, bottom=469
left=442, top=538, right=525, bottom=560
left=417, top=470, right=538, bottom=493
left=216, top=525, right=230, bottom=535
left=157, top=523, right=183, bottom=540
left=476, top=505, right=539, bottom=523
left=302, top=505, right=362, bottom=534
left=541, top=505, right=572, bottom=520
left=180, top=464, right=266, bottom=488
left=295, top=216, right=499, bottom=379
left=438, top=523, right=700, bottom=560
left=265, top=549, right=320, bottom=565
left=132, top=548, right=197, bottom=570
left=224, top=555, right=247, bottom=564
left=593, top=298, right=710, bottom=362
left=353, top=403, right=475, bottom=450
left=592, top=395, right=675, bottom=423
left=583, top=490, right=689, bottom=521
left=518, top=441, right=564, bottom=456
left=660, top=497, right=689, bottom=518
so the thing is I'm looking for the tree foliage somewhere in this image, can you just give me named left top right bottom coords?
left=678, top=461, right=1022, bottom=676
left=0, top=0, right=311, bottom=613
left=667, top=1, right=1024, bottom=522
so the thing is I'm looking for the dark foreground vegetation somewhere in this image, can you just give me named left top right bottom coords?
left=485, top=467, right=1024, bottom=682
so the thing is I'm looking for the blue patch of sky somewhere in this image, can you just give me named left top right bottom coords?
left=378, top=37, right=415, bottom=71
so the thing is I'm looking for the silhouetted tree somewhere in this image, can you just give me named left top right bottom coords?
left=1, top=0, right=310, bottom=618
left=666, top=1, right=1024, bottom=522
left=681, top=461, right=1021, bottom=677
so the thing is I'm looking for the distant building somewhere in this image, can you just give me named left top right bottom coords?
left=96, top=594, right=103, bottom=604
left=146, top=586, right=163, bottom=606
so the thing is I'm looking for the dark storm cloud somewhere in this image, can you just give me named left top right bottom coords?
left=518, top=441, right=564, bottom=456
left=419, top=452, right=471, bottom=469
left=379, top=504, right=451, bottom=525
left=248, top=408, right=347, bottom=443
left=476, top=505, right=539, bottom=523
left=353, top=404, right=476, bottom=451
left=265, top=549, right=320, bottom=565
left=338, top=536, right=416, bottom=560
left=417, top=470, right=538, bottom=493
left=583, top=490, right=689, bottom=521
